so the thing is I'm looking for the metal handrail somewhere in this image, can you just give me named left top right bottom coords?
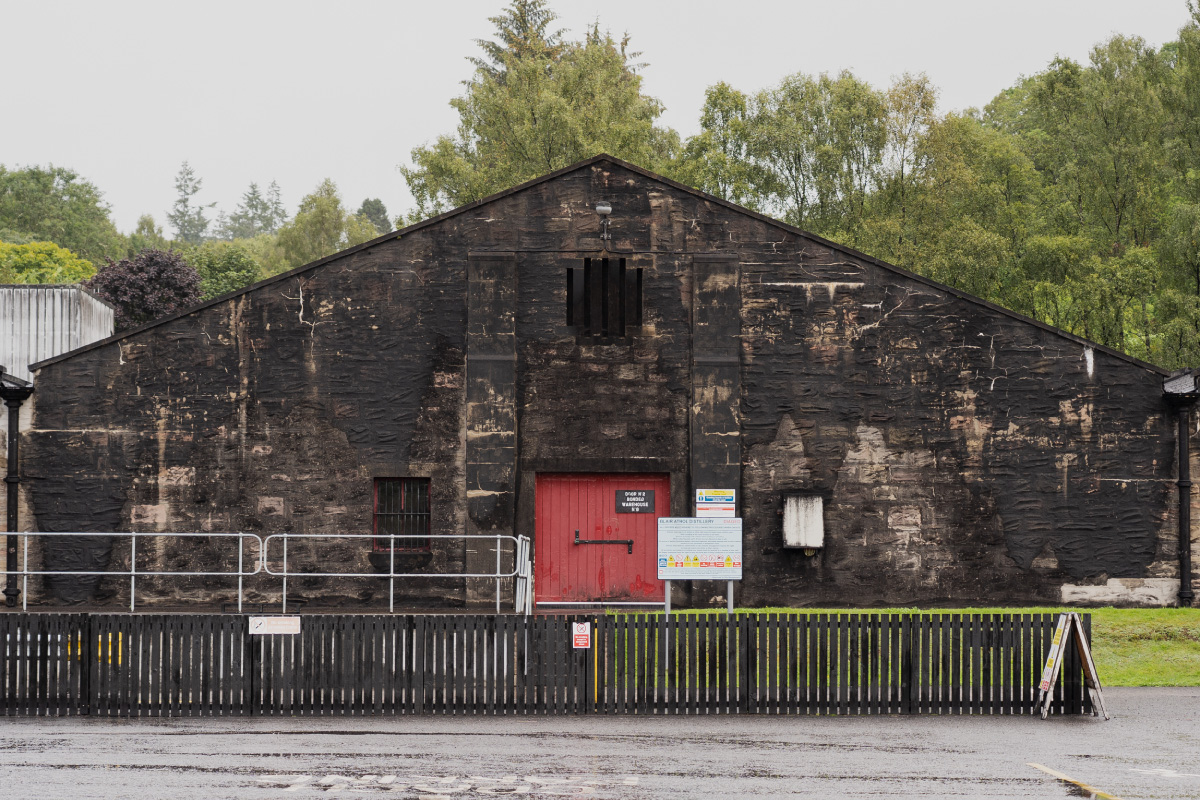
left=2, top=531, right=534, bottom=615
left=261, top=532, right=528, bottom=613
left=4, top=531, right=263, bottom=612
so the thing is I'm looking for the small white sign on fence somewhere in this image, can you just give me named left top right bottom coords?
left=572, top=622, right=591, bottom=649
left=249, top=616, right=301, bottom=635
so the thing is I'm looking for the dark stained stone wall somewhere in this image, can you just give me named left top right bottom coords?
left=19, top=157, right=1192, bottom=609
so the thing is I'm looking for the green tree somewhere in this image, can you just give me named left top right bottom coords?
left=0, top=165, right=124, bottom=261
left=1001, top=40, right=1168, bottom=250
left=880, top=73, right=939, bottom=247
left=470, top=0, right=565, bottom=78
left=1165, top=2, right=1200, bottom=204
left=126, top=215, right=170, bottom=256
left=276, top=179, right=377, bottom=270
left=743, top=70, right=886, bottom=240
left=402, top=10, right=678, bottom=218
left=219, top=182, right=288, bottom=239
left=744, top=72, right=826, bottom=228
left=674, top=83, right=759, bottom=207
left=188, top=241, right=261, bottom=300
left=167, top=162, right=214, bottom=244
left=356, top=198, right=390, bottom=234
left=0, top=241, right=95, bottom=284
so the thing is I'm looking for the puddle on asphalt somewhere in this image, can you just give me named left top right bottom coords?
left=253, top=773, right=641, bottom=796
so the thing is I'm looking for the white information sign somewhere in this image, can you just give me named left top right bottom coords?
left=572, top=622, right=591, bottom=649
left=249, top=616, right=301, bottom=635
left=657, top=517, right=743, bottom=580
left=695, top=489, right=737, bottom=518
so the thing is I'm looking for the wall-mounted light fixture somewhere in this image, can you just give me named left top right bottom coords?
left=596, top=201, right=612, bottom=245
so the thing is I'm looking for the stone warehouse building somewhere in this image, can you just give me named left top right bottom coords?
left=10, top=156, right=1198, bottom=609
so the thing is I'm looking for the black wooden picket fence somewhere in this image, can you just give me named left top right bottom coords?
left=0, top=612, right=1091, bottom=717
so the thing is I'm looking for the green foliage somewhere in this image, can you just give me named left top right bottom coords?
left=274, top=179, right=375, bottom=272
left=0, top=241, right=95, bottom=284
left=402, top=6, right=678, bottom=218
left=356, top=198, right=390, bottom=235
left=187, top=241, right=261, bottom=300
left=668, top=14, right=1200, bottom=370
left=218, top=181, right=288, bottom=239
left=470, top=0, right=565, bottom=78
left=672, top=83, right=759, bottom=207
left=167, top=162, right=214, bottom=245
left=126, top=214, right=171, bottom=256
left=0, top=228, right=33, bottom=245
left=0, top=165, right=124, bottom=262
left=236, top=233, right=289, bottom=278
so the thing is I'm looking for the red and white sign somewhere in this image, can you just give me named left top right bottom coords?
left=695, top=489, right=736, bottom=518
left=572, top=622, right=591, bottom=649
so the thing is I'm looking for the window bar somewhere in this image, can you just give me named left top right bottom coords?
left=624, top=262, right=640, bottom=331
left=601, top=257, right=610, bottom=336
left=636, top=267, right=643, bottom=326
left=588, top=257, right=603, bottom=337
left=616, top=258, right=627, bottom=336
left=566, top=268, right=575, bottom=327
left=583, top=258, right=593, bottom=333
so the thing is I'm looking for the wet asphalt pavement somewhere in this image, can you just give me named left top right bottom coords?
left=1, top=688, right=1197, bottom=799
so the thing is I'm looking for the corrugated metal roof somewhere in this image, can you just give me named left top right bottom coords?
left=0, top=285, right=115, bottom=382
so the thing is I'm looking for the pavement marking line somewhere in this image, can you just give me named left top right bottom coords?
left=1028, top=762, right=1124, bottom=800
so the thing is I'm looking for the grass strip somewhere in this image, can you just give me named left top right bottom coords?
left=604, top=606, right=1200, bottom=686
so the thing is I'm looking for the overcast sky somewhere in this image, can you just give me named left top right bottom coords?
left=1, top=0, right=1193, bottom=233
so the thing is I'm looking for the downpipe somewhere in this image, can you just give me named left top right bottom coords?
left=1179, top=404, right=1195, bottom=607
left=1, top=369, right=34, bottom=607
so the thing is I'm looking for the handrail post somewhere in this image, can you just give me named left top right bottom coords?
left=129, top=534, right=136, bottom=613
left=22, top=533, right=28, bottom=611
left=282, top=533, right=288, bottom=614
left=237, top=535, right=244, bottom=614
left=495, top=532, right=501, bottom=614
left=389, top=532, right=395, bottom=614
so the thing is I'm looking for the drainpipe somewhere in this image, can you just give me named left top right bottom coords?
left=1, top=367, right=34, bottom=608
left=1179, top=404, right=1195, bottom=606
left=1164, top=369, right=1199, bottom=607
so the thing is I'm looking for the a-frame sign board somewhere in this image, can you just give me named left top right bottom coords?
left=1037, top=612, right=1109, bottom=720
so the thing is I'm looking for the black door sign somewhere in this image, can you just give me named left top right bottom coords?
left=616, top=490, right=655, bottom=513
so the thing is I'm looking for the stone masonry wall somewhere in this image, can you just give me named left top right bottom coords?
left=17, top=158, right=1191, bottom=608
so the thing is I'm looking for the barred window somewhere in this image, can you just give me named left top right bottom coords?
left=373, top=477, right=431, bottom=552
left=566, top=257, right=642, bottom=339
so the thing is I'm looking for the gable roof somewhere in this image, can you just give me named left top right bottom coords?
left=31, top=154, right=1168, bottom=376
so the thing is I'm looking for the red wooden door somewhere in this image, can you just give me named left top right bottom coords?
left=535, top=473, right=669, bottom=605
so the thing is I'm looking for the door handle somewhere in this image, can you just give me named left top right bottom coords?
left=573, top=529, right=633, bottom=555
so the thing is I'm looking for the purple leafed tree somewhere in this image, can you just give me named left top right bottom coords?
left=84, top=248, right=202, bottom=331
